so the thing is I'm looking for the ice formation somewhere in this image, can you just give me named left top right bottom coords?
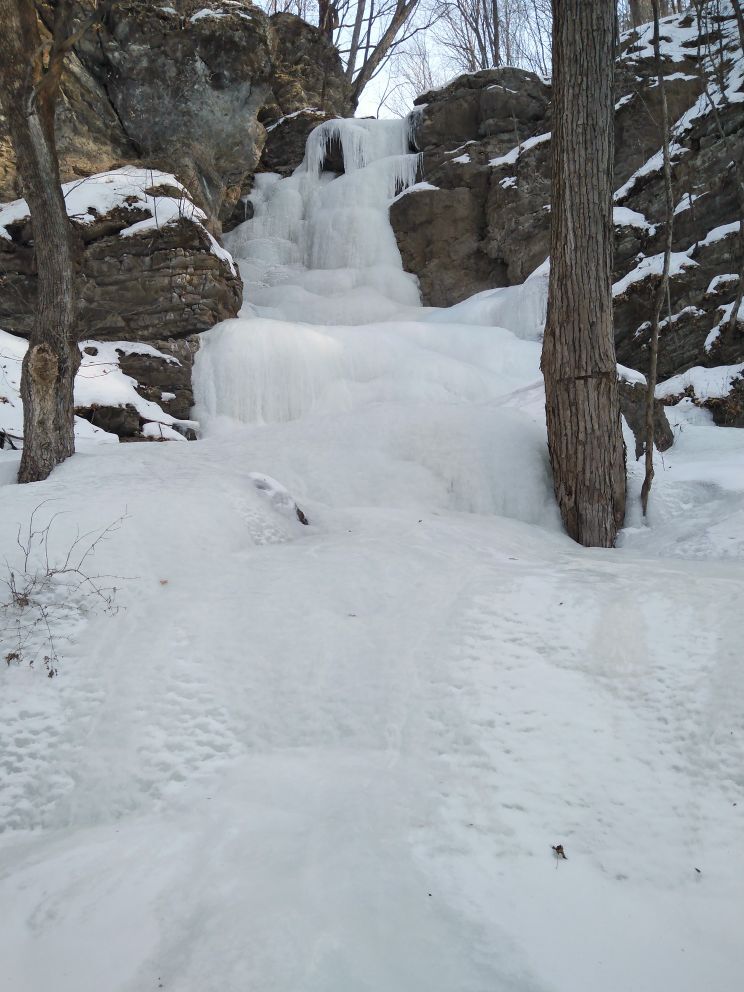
left=223, top=117, right=422, bottom=324
left=198, top=116, right=550, bottom=432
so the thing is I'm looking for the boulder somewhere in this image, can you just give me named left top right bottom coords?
left=265, top=12, right=352, bottom=121
left=618, top=379, right=675, bottom=459
left=0, top=170, right=242, bottom=345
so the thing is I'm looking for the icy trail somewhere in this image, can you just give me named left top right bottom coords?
left=1, top=117, right=743, bottom=992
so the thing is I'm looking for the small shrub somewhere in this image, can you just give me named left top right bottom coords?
left=1, top=503, right=127, bottom=677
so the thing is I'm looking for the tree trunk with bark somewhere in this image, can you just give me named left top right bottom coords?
left=641, top=0, right=674, bottom=516
left=0, top=0, right=80, bottom=483
left=541, top=0, right=626, bottom=547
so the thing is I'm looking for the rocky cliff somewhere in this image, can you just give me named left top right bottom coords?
left=391, top=7, right=744, bottom=424
left=0, top=2, right=351, bottom=442
left=1, top=2, right=352, bottom=225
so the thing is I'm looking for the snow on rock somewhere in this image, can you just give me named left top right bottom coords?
left=0, top=329, right=196, bottom=445
left=250, top=472, right=309, bottom=525
left=621, top=13, right=700, bottom=64
left=0, top=168, right=236, bottom=275
left=613, top=142, right=688, bottom=202
left=613, top=206, right=657, bottom=233
left=697, top=220, right=741, bottom=247
left=657, top=362, right=744, bottom=401
left=704, top=298, right=744, bottom=352
left=674, top=191, right=701, bottom=216
left=488, top=131, right=551, bottom=168
left=613, top=250, right=698, bottom=296
left=707, top=273, right=740, bottom=295
left=390, top=180, right=440, bottom=203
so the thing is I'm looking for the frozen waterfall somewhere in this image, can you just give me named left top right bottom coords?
left=223, top=117, right=422, bottom=325
left=195, top=114, right=548, bottom=432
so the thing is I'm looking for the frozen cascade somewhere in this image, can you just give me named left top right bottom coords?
left=196, top=114, right=549, bottom=430
left=223, top=116, right=422, bottom=325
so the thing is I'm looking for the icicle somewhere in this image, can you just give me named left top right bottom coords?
left=222, top=114, right=421, bottom=322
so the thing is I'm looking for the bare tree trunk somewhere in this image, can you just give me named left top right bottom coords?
left=349, top=0, right=419, bottom=106
left=491, top=0, right=501, bottom=65
left=641, top=0, right=674, bottom=515
left=0, top=0, right=80, bottom=483
left=345, top=0, right=368, bottom=81
left=630, top=0, right=650, bottom=26
left=541, top=0, right=626, bottom=547
left=732, top=0, right=744, bottom=73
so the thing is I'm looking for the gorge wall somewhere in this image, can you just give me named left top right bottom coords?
left=391, top=6, right=744, bottom=424
left=0, top=1, right=351, bottom=441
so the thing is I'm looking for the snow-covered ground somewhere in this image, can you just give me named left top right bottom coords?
left=1, top=117, right=743, bottom=992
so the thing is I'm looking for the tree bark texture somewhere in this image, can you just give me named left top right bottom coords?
left=641, top=0, right=674, bottom=516
left=0, top=0, right=80, bottom=483
left=541, top=0, right=626, bottom=547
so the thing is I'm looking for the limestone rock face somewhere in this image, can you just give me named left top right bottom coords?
left=389, top=9, right=744, bottom=422
left=265, top=12, right=352, bottom=122
left=0, top=171, right=242, bottom=345
left=0, top=4, right=351, bottom=223
left=72, top=1, right=274, bottom=224
left=0, top=16, right=136, bottom=203
left=391, top=67, right=552, bottom=306
left=0, top=4, right=351, bottom=441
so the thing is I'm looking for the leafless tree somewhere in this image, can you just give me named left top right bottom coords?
left=0, top=0, right=115, bottom=484
left=431, top=0, right=551, bottom=77
left=432, top=0, right=502, bottom=72
left=380, top=31, right=446, bottom=114
left=541, top=0, right=626, bottom=547
left=258, top=0, right=437, bottom=107
left=337, top=0, right=439, bottom=106
left=641, top=0, right=674, bottom=515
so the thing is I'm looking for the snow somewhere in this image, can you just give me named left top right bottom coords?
left=613, top=205, right=657, bottom=233
left=0, top=331, right=194, bottom=442
left=0, top=168, right=236, bottom=274
left=707, top=273, right=739, bottom=294
left=698, top=220, right=741, bottom=246
left=390, top=180, right=439, bottom=203
left=657, top=362, right=744, bottom=400
left=704, top=298, right=744, bottom=351
left=489, top=131, right=551, bottom=168
left=265, top=108, right=324, bottom=132
left=614, top=142, right=687, bottom=202
left=190, top=4, right=254, bottom=23
left=449, top=152, right=471, bottom=164
left=2, top=115, right=744, bottom=992
left=621, top=13, right=700, bottom=64
left=674, top=191, right=701, bottom=215
left=613, top=250, right=698, bottom=296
